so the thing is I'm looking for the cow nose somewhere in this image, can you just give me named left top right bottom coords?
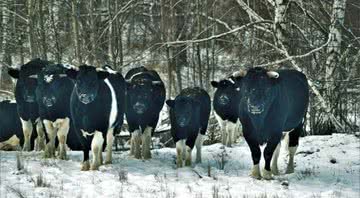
left=134, top=102, right=146, bottom=114
left=43, top=96, right=56, bottom=107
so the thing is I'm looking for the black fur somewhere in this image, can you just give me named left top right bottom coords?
left=66, top=65, right=126, bottom=163
left=235, top=68, right=309, bottom=171
left=125, top=66, right=165, bottom=135
left=166, top=87, right=211, bottom=149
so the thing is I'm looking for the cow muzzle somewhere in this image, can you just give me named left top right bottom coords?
left=133, top=102, right=146, bottom=114
left=247, top=98, right=264, bottom=115
left=78, top=94, right=94, bottom=104
left=43, top=96, right=56, bottom=107
left=218, top=95, right=230, bottom=105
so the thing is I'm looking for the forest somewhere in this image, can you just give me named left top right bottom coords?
left=0, top=0, right=359, bottom=135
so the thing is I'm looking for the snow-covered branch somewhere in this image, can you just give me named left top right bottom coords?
left=162, top=20, right=272, bottom=45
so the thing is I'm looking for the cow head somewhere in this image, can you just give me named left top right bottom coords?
left=36, top=64, right=70, bottom=107
left=8, top=58, right=49, bottom=103
left=166, top=97, right=200, bottom=128
left=211, top=79, right=239, bottom=106
left=233, top=67, right=279, bottom=115
left=126, top=73, right=163, bottom=115
left=66, top=65, right=109, bottom=104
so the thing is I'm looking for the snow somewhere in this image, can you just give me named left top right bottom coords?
left=0, top=134, right=359, bottom=198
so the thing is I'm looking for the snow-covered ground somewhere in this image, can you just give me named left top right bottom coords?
left=0, top=134, right=359, bottom=198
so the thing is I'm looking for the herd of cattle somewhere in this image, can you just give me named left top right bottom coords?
left=0, top=58, right=309, bottom=180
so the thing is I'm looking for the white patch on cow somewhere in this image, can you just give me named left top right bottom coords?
left=185, top=146, right=192, bottom=166
left=20, top=118, right=33, bottom=151
left=271, top=142, right=281, bottom=175
left=81, top=129, right=95, bottom=138
left=105, top=128, right=114, bottom=164
left=43, top=119, right=57, bottom=158
left=235, top=87, right=240, bottom=91
left=141, top=127, right=152, bottom=159
left=176, top=139, right=186, bottom=168
left=9, top=100, right=16, bottom=104
left=103, top=66, right=117, bottom=74
left=286, top=146, right=298, bottom=174
left=0, top=135, right=20, bottom=150
left=62, top=64, right=77, bottom=70
left=129, top=71, right=145, bottom=81
left=215, top=112, right=227, bottom=145
left=195, top=133, right=204, bottom=163
left=104, top=79, right=118, bottom=128
left=35, top=118, right=45, bottom=151
left=44, top=74, right=54, bottom=83
left=132, top=129, right=142, bottom=159
left=91, top=131, right=104, bottom=170
left=228, top=78, right=235, bottom=84
left=54, top=118, right=70, bottom=160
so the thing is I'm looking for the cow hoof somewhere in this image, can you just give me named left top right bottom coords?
left=271, top=167, right=280, bottom=175
left=262, top=169, right=273, bottom=180
left=285, top=167, right=294, bottom=174
left=81, top=161, right=90, bottom=171
left=22, top=143, right=31, bottom=152
left=134, top=153, right=141, bottom=159
left=195, top=159, right=201, bottom=164
left=90, top=164, right=99, bottom=170
left=104, top=160, right=112, bottom=165
left=143, top=153, right=151, bottom=160
left=58, top=153, right=67, bottom=160
left=185, top=160, right=192, bottom=167
left=250, top=165, right=261, bottom=179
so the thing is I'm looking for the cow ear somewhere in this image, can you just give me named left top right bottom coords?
left=211, top=81, right=219, bottom=88
left=8, top=68, right=19, bottom=79
left=166, top=100, right=175, bottom=108
left=97, top=71, right=109, bottom=80
left=65, top=68, right=78, bottom=79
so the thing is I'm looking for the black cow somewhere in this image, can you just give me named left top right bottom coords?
left=8, top=58, right=50, bottom=151
left=166, top=87, right=211, bottom=168
left=211, top=79, right=242, bottom=147
left=125, top=66, right=165, bottom=159
left=0, top=100, right=35, bottom=150
left=36, top=64, right=82, bottom=159
left=66, top=65, right=126, bottom=171
left=232, top=67, right=309, bottom=179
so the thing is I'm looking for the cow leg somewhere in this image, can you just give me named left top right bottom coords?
left=195, top=134, right=204, bottom=164
left=81, top=148, right=90, bottom=171
left=43, top=120, right=57, bottom=158
left=133, top=129, right=142, bottom=159
left=54, top=118, right=70, bottom=160
left=90, top=131, right=104, bottom=170
left=130, top=133, right=135, bottom=156
left=142, top=127, right=152, bottom=160
left=263, top=134, right=282, bottom=180
left=35, top=119, right=46, bottom=151
left=185, top=146, right=192, bottom=166
left=244, top=135, right=261, bottom=179
left=271, top=142, right=281, bottom=175
left=215, top=114, right=226, bottom=145
left=20, top=118, right=33, bottom=151
left=176, top=139, right=185, bottom=168
left=105, top=128, right=114, bottom=164
left=286, top=127, right=301, bottom=174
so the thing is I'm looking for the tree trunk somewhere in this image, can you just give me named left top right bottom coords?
left=39, top=0, right=47, bottom=60
left=27, top=0, right=37, bottom=59
left=72, top=0, right=82, bottom=65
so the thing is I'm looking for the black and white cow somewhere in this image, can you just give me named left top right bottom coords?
left=211, top=79, right=242, bottom=147
left=36, top=64, right=82, bottom=159
left=125, top=66, right=165, bottom=159
left=0, top=100, right=34, bottom=150
left=166, top=87, right=211, bottom=168
left=8, top=58, right=50, bottom=151
left=232, top=67, right=309, bottom=179
left=66, top=65, right=126, bottom=170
